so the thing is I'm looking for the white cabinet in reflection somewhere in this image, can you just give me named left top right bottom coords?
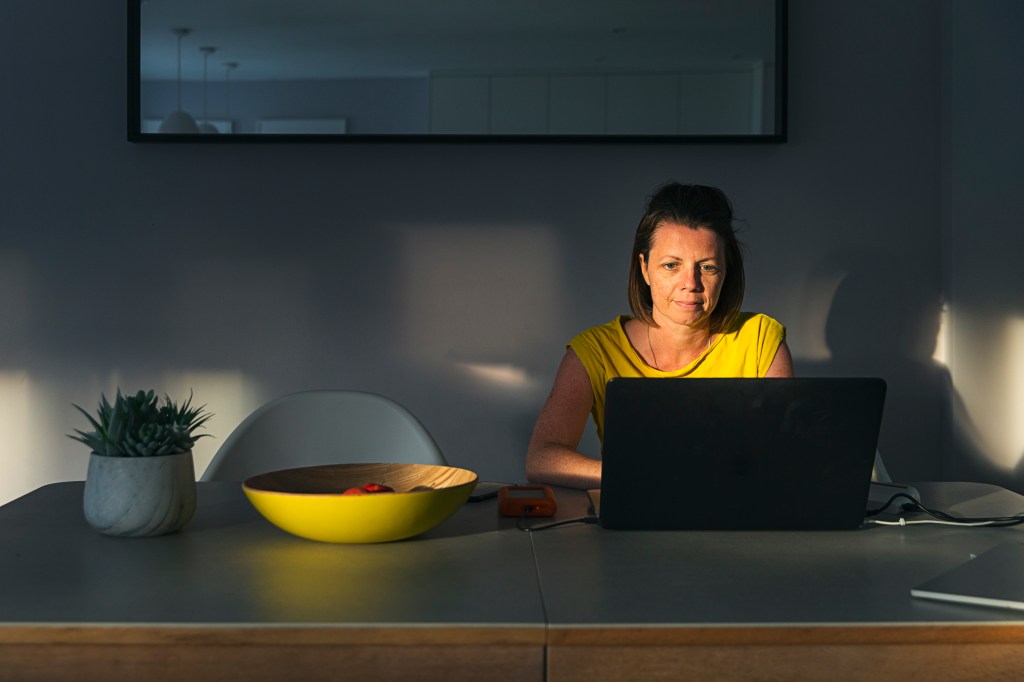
left=429, top=65, right=767, bottom=136
left=429, top=77, right=491, bottom=134
left=491, top=77, right=549, bottom=134
left=549, top=76, right=606, bottom=134
left=606, top=74, right=679, bottom=135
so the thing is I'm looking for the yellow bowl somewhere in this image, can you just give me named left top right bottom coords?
left=242, top=463, right=478, bottom=543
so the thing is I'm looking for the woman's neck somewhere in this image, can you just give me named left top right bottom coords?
left=645, top=319, right=713, bottom=371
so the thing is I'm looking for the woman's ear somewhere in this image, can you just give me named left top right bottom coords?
left=639, top=253, right=651, bottom=286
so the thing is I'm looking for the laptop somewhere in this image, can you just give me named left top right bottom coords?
left=911, top=544, right=1024, bottom=611
left=597, top=377, right=887, bottom=531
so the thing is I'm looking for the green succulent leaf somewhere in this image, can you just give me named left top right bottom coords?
left=68, top=388, right=213, bottom=457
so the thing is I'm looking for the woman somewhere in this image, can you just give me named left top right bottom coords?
left=526, top=183, right=794, bottom=489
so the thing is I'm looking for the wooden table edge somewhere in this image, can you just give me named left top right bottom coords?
left=547, top=622, right=1024, bottom=646
left=0, top=622, right=546, bottom=646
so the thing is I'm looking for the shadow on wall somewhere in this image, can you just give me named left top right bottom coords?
left=795, top=254, right=1006, bottom=489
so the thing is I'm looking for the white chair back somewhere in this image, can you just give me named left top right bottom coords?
left=201, top=390, right=446, bottom=482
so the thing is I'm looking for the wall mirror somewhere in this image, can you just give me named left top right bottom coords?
left=129, top=0, right=786, bottom=142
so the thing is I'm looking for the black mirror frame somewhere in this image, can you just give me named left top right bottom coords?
left=127, top=0, right=786, bottom=144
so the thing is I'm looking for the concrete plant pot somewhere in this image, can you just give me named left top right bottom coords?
left=83, top=450, right=196, bottom=537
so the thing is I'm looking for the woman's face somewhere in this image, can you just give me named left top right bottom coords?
left=640, top=223, right=726, bottom=330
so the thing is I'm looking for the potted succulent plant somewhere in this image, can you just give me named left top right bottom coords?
left=70, top=389, right=212, bottom=537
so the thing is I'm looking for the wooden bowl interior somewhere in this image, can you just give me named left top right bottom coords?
left=244, top=463, right=476, bottom=495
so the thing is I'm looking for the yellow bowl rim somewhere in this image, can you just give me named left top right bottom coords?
left=241, top=462, right=479, bottom=499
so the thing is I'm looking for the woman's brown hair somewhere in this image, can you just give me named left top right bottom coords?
left=627, top=182, right=745, bottom=332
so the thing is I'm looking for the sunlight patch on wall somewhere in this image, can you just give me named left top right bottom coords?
left=157, top=371, right=263, bottom=478
left=0, top=374, right=85, bottom=506
left=1002, top=317, right=1024, bottom=469
left=401, top=225, right=564, bottom=394
left=0, top=372, right=35, bottom=505
left=2, top=374, right=94, bottom=507
left=932, top=304, right=950, bottom=366
left=967, top=316, right=1024, bottom=472
left=458, top=361, right=537, bottom=390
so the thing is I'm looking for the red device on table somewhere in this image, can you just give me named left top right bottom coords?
left=498, top=485, right=557, bottom=517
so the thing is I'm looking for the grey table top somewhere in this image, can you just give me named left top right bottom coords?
left=0, top=482, right=544, bottom=627
left=532, top=482, right=1024, bottom=626
left=3, top=480, right=1023, bottom=629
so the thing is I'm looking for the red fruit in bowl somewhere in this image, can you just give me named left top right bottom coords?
left=362, top=482, right=395, bottom=493
left=342, top=487, right=367, bottom=495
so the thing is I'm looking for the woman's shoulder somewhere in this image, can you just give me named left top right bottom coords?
left=731, top=311, right=781, bottom=329
left=725, top=312, right=785, bottom=342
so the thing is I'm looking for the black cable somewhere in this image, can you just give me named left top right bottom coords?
left=866, top=493, right=1024, bottom=527
left=516, top=516, right=599, bottom=532
left=865, top=493, right=926, bottom=517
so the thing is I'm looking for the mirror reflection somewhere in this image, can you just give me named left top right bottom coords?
left=134, top=0, right=784, bottom=140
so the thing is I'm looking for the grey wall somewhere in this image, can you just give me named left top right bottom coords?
left=1, top=1, right=1021, bottom=505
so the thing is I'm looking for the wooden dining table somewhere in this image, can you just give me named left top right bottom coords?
left=4, top=480, right=1024, bottom=681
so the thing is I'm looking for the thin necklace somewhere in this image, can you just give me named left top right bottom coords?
left=647, top=325, right=712, bottom=371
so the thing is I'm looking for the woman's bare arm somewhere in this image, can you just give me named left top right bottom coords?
left=526, top=349, right=602, bottom=489
left=766, top=339, right=794, bottom=377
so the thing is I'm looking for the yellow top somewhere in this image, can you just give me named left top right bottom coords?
left=568, top=312, right=785, bottom=442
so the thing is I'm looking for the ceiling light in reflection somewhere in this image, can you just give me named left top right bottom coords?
left=459, top=361, right=534, bottom=389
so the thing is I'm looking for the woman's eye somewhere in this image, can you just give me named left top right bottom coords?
left=700, top=264, right=719, bottom=274
left=662, top=262, right=679, bottom=271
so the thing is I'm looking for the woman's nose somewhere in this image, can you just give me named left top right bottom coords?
left=681, top=266, right=703, bottom=291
